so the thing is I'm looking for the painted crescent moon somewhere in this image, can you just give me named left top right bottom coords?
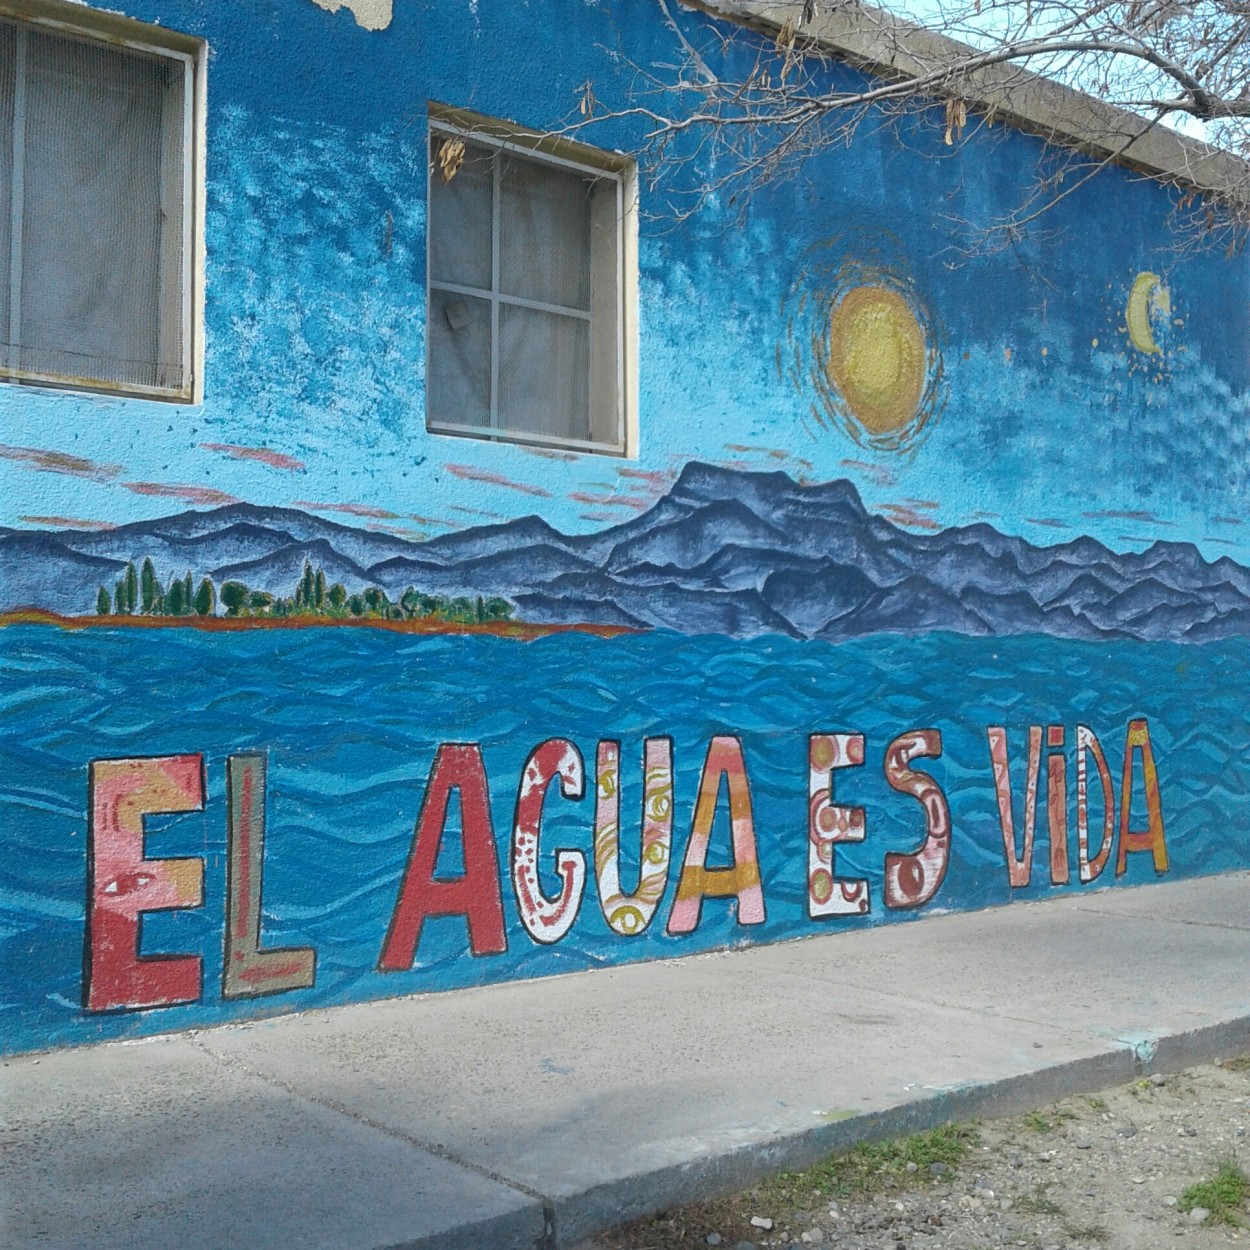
left=1126, top=272, right=1170, bottom=355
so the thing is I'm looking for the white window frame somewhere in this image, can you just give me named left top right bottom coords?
left=0, top=0, right=206, bottom=403
left=426, top=104, right=638, bottom=458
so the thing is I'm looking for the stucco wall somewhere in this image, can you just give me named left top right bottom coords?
left=1, top=0, right=1247, bottom=1054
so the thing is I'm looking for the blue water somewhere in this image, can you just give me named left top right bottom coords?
left=2, top=625, right=1248, bottom=1053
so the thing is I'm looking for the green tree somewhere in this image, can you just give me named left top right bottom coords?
left=314, top=568, right=326, bottom=610
left=124, top=562, right=138, bottom=614
left=183, top=571, right=193, bottom=610
left=220, top=581, right=249, bottom=616
left=141, top=558, right=158, bottom=614
left=96, top=586, right=111, bottom=615
left=247, top=590, right=274, bottom=615
left=166, top=574, right=187, bottom=617
left=194, top=578, right=215, bottom=617
left=363, top=586, right=389, bottom=616
left=327, top=583, right=347, bottom=613
left=297, top=560, right=315, bottom=611
left=475, top=595, right=486, bottom=623
left=347, top=593, right=365, bottom=617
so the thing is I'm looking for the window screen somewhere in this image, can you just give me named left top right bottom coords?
left=427, top=125, right=626, bottom=453
left=0, top=18, right=190, bottom=397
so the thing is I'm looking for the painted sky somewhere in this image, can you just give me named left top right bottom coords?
left=1, top=0, right=1246, bottom=563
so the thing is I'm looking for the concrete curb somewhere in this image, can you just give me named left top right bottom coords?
left=551, top=1016, right=1250, bottom=1247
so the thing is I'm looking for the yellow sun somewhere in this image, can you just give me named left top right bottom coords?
left=825, top=286, right=926, bottom=436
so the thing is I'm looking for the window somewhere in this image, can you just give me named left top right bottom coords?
left=0, top=6, right=204, bottom=401
left=426, top=106, right=636, bottom=455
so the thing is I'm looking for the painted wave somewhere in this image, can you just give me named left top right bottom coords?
left=1, top=625, right=1248, bottom=1052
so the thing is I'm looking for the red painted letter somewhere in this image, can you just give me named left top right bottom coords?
left=1046, top=725, right=1070, bottom=885
left=884, top=730, right=950, bottom=910
left=987, top=725, right=1042, bottom=888
left=85, top=755, right=205, bottom=1012
left=378, top=744, right=507, bottom=970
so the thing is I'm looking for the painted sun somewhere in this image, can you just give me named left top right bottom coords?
left=782, top=243, right=945, bottom=455
left=825, top=286, right=927, bottom=436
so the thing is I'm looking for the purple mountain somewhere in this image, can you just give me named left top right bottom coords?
left=1, top=463, right=1246, bottom=643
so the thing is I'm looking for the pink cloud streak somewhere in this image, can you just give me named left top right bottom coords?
left=568, top=491, right=650, bottom=512
left=200, top=443, right=306, bottom=471
left=0, top=443, right=122, bottom=481
left=445, top=464, right=551, bottom=497
left=123, top=482, right=241, bottom=506
left=20, top=515, right=117, bottom=531
left=294, top=500, right=398, bottom=520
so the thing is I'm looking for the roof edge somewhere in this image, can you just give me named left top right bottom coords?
left=681, top=0, right=1250, bottom=206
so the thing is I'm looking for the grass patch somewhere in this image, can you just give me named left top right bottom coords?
left=1064, top=1223, right=1111, bottom=1242
left=1087, top=1097, right=1108, bottom=1112
left=1178, top=1160, right=1250, bottom=1226
left=758, top=1122, right=980, bottom=1205
left=1015, top=1183, right=1063, bottom=1217
left=1224, top=1055, right=1250, bottom=1074
left=1023, top=1111, right=1053, bottom=1132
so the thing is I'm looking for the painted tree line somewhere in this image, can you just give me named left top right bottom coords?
left=95, top=560, right=514, bottom=624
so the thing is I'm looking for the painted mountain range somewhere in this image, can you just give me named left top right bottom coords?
left=2, top=464, right=1247, bottom=642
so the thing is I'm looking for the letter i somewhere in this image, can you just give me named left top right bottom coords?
left=1046, top=726, right=1069, bottom=885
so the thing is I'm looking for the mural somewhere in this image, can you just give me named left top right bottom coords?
left=0, top=0, right=1246, bottom=1055
left=2, top=464, right=1246, bottom=1052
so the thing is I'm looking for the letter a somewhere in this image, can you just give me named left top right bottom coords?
left=667, top=736, right=765, bottom=934
left=378, top=744, right=507, bottom=970
left=1115, top=719, right=1169, bottom=876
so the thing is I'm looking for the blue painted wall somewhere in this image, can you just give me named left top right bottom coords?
left=1, top=0, right=1247, bottom=1053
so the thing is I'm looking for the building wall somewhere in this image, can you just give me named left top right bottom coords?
left=2, top=0, right=1247, bottom=1053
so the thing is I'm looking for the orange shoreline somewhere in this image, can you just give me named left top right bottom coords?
left=0, top=608, right=638, bottom=640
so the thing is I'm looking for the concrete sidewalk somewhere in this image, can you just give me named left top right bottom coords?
left=4, top=874, right=1248, bottom=1250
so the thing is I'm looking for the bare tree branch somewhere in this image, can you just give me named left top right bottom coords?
left=573, top=0, right=1250, bottom=247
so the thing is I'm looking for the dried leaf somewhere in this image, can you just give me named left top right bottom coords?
left=776, top=16, right=799, bottom=81
left=577, top=79, right=597, bottom=119
left=437, top=137, right=466, bottom=184
left=944, top=98, right=967, bottom=145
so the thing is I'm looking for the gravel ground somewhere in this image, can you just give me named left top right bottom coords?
left=585, top=1056, right=1250, bottom=1250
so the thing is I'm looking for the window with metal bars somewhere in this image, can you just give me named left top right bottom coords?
left=426, top=109, right=633, bottom=455
left=0, top=10, right=199, bottom=401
